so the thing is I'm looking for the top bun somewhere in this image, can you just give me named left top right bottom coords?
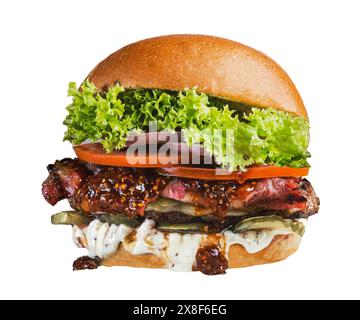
left=87, top=34, right=307, bottom=118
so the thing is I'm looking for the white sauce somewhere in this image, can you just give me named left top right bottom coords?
left=75, top=220, right=133, bottom=258
left=224, top=229, right=291, bottom=254
left=123, top=219, right=166, bottom=256
left=72, top=225, right=86, bottom=248
left=72, top=219, right=303, bottom=271
left=166, top=233, right=204, bottom=271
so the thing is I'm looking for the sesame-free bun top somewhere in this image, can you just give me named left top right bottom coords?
left=87, top=34, right=307, bottom=118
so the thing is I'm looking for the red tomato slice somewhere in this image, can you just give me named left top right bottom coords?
left=157, top=166, right=309, bottom=184
left=74, top=143, right=180, bottom=168
left=74, top=143, right=309, bottom=183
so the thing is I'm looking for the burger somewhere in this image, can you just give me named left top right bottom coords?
left=42, top=35, right=319, bottom=275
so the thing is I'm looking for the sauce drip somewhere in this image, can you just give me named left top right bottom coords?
left=195, top=244, right=228, bottom=275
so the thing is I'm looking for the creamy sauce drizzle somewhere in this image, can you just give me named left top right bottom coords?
left=72, top=219, right=303, bottom=272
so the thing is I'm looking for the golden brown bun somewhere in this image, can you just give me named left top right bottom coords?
left=87, top=34, right=307, bottom=118
left=101, top=234, right=301, bottom=271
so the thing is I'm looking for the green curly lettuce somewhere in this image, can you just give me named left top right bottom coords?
left=63, top=80, right=310, bottom=170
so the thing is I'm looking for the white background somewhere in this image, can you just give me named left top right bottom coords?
left=0, top=0, right=359, bottom=300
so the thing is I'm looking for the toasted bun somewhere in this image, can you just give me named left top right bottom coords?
left=100, top=234, right=301, bottom=271
left=87, top=34, right=307, bottom=118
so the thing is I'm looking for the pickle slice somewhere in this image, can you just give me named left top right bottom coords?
left=233, top=215, right=305, bottom=236
left=145, top=197, right=212, bottom=216
left=51, top=211, right=91, bottom=226
left=98, top=214, right=140, bottom=228
left=51, top=211, right=139, bottom=228
left=157, top=222, right=212, bottom=233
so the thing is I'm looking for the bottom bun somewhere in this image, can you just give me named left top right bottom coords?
left=101, top=234, right=301, bottom=271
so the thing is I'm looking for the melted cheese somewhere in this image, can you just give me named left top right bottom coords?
left=72, top=219, right=303, bottom=272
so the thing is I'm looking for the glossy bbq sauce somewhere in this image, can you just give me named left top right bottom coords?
left=73, top=256, right=101, bottom=271
left=71, top=168, right=169, bottom=218
left=194, top=244, right=228, bottom=275
left=182, top=179, right=238, bottom=219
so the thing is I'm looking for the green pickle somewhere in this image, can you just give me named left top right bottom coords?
left=98, top=214, right=140, bottom=228
left=51, top=210, right=140, bottom=228
left=233, top=215, right=305, bottom=236
left=157, top=222, right=212, bottom=234
left=51, top=211, right=91, bottom=226
left=51, top=210, right=305, bottom=236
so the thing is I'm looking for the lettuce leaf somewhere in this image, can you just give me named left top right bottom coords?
left=63, top=80, right=310, bottom=170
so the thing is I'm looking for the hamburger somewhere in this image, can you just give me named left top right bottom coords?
left=42, top=35, right=319, bottom=275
